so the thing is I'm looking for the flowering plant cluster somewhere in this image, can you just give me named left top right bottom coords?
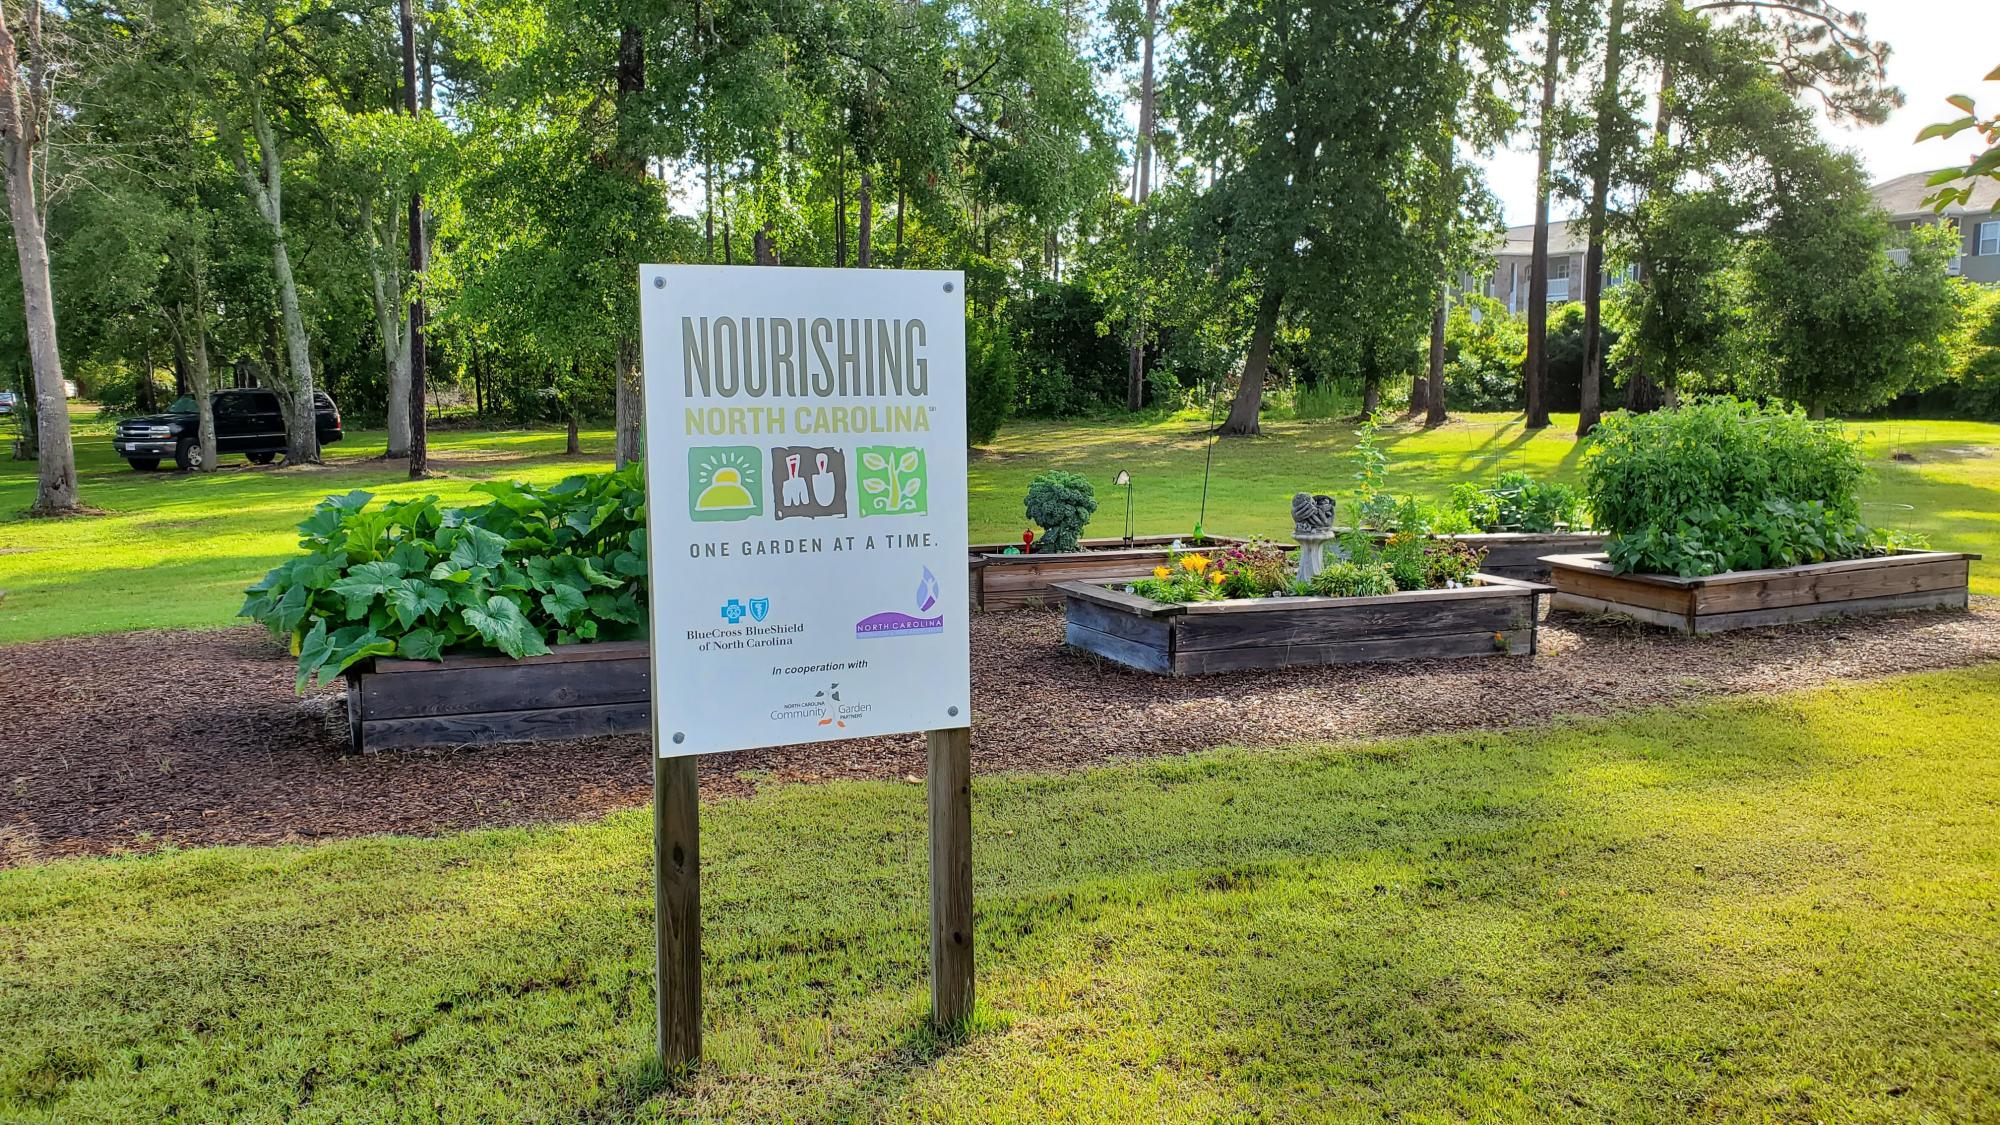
left=1127, top=535, right=1487, bottom=606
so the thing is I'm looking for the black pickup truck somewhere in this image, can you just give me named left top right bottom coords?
left=114, top=388, right=343, bottom=471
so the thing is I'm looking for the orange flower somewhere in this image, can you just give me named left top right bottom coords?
left=1181, top=553, right=1211, bottom=573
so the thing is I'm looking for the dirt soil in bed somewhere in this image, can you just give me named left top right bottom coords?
left=6, top=601, right=2000, bottom=865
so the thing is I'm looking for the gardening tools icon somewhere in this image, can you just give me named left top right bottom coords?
left=781, top=453, right=810, bottom=507
left=810, top=452, right=836, bottom=506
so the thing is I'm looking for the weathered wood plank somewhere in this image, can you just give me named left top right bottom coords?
left=1065, top=597, right=1174, bottom=647
left=1454, top=533, right=1608, bottom=580
left=1064, top=620, right=1173, bottom=674
left=358, top=656, right=650, bottom=720
left=1052, top=579, right=1183, bottom=618
left=1170, top=629, right=1530, bottom=675
left=1692, top=588, right=1970, bottom=634
left=1548, top=564, right=1697, bottom=616
left=1173, top=596, right=1529, bottom=651
left=1551, top=590, right=1694, bottom=632
left=1690, top=558, right=1969, bottom=615
left=972, top=537, right=1248, bottom=611
left=1175, top=579, right=1534, bottom=615
left=358, top=700, right=651, bottom=750
left=370, top=639, right=649, bottom=674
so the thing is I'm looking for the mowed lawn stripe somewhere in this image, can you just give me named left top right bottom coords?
left=2, top=665, right=1996, bottom=1122
left=6, top=410, right=1998, bottom=645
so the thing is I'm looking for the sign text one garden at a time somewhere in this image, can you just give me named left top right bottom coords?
left=640, top=265, right=971, bottom=756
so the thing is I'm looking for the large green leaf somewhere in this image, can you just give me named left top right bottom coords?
left=387, top=580, right=451, bottom=630
left=540, top=585, right=589, bottom=627
left=449, top=524, right=509, bottom=571
left=464, top=596, right=551, bottom=660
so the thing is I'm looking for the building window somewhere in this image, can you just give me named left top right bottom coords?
left=1981, top=221, right=2000, bottom=256
left=1547, top=258, right=1571, bottom=302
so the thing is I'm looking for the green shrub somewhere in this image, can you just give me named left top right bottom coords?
left=1582, top=397, right=1871, bottom=576
left=1024, top=470, right=1097, bottom=554
left=966, top=317, right=1016, bottom=446
left=1442, top=296, right=1527, bottom=412
left=241, top=467, right=647, bottom=690
left=1448, top=470, right=1588, bottom=533
left=1304, top=561, right=1397, bottom=598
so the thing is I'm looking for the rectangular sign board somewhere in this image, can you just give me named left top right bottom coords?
left=640, top=265, right=971, bottom=756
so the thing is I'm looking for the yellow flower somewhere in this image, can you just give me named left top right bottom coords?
left=1209, top=570, right=1226, bottom=585
left=1181, top=553, right=1210, bottom=573
left=1153, top=566, right=1171, bottom=579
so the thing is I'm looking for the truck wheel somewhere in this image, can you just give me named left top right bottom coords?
left=247, top=451, right=276, bottom=465
left=126, top=458, right=160, bottom=472
left=174, top=439, right=205, bottom=471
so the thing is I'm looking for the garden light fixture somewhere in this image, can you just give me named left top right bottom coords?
left=1116, top=470, right=1133, bottom=545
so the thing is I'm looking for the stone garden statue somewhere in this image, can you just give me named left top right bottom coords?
left=1291, top=493, right=1338, bottom=584
left=1292, top=493, right=1336, bottom=538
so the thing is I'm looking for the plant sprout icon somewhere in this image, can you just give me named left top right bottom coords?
left=860, top=448, right=924, bottom=513
left=814, top=684, right=845, bottom=728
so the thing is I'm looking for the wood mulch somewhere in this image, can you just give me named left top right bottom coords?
left=6, top=601, right=2000, bottom=866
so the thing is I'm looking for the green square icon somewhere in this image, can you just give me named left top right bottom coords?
left=856, top=445, right=927, bottom=517
left=687, top=446, right=764, bottom=522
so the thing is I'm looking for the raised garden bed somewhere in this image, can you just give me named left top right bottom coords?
left=1544, top=550, right=1980, bottom=635
left=971, top=535, right=1248, bottom=612
left=1055, top=574, right=1550, bottom=676
left=1437, top=531, right=1607, bottom=581
left=346, top=641, right=649, bottom=751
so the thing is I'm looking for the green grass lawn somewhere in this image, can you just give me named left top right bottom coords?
left=4, top=666, right=1997, bottom=1122
left=3, top=407, right=1997, bottom=644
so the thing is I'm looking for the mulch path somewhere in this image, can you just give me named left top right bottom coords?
left=6, top=601, right=2000, bottom=865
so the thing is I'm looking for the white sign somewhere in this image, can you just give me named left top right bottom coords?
left=639, top=265, right=971, bottom=757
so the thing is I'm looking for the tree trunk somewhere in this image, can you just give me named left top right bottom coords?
left=135, top=345, right=157, bottom=414
left=1623, top=0, right=1680, bottom=416
left=615, top=340, right=643, bottom=467
left=1125, top=0, right=1159, bottom=412
left=610, top=19, right=645, bottom=469
left=1579, top=0, right=1625, bottom=437
left=169, top=298, right=219, bottom=472
left=1522, top=15, right=1561, bottom=431
left=171, top=330, right=190, bottom=397
left=1219, top=288, right=1282, bottom=436
left=858, top=169, right=873, bottom=267
left=231, top=93, right=319, bottom=464
left=1425, top=293, right=1449, bottom=425
left=403, top=0, right=428, bottom=479
left=1362, top=372, right=1380, bottom=418
left=0, top=1, right=79, bottom=512
left=834, top=146, right=847, bottom=268
left=567, top=412, right=581, bottom=454
left=365, top=197, right=413, bottom=458
left=894, top=175, right=906, bottom=267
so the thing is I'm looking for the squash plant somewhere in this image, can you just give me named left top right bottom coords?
left=241, top=466, right=648, bottom=691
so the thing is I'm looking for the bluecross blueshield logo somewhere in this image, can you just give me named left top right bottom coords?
left=854, top=567, right=944, bottom=639
left=721, top=597, right=772, bottom=624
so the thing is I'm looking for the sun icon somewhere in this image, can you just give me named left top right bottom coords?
left=691, top=447, right=760, bottom=514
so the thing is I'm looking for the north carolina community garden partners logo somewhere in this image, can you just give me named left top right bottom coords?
left=769, top=682, right=871, bottom=729
left=854, top=567, right=944, bottom=639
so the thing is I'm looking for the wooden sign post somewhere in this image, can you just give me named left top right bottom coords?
left=653, top=755, right=701, bottom=1069
left=638, top=264, right=975, bottom=1072
left=651, top=730, right=975, bottom=1070
left=926, top=727, right=975, bottom=1026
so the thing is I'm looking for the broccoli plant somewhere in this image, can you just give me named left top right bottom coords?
left=1023, top=470, right=1097, bottom=554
